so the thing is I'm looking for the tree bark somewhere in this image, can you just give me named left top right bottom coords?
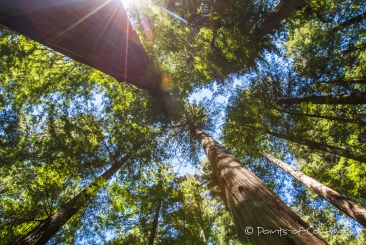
left=194, top=128, right=328, bottom=245
left=268, top=131, right=366, bottom=163
left=280, top=110, right=366, bottom=126
left=256, top=0, right=304, bottom=38
left=324, top=79, right=366, bottom=84
left=0, top=0, right=164, bottom=96
left=277, top=92, right=366, bottom=105
left=14, top=141, right=143, bottom=245
left=263, top=152, right=366, bottom=227
left=332, top=11, right=366, bottom=32
left=148, top=199, right=162, bottom=245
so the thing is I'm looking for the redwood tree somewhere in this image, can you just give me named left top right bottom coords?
left=148, top=198, right=162, bottom=245
left=263, top=152, right=366, bottom=227
left=14, top=141, right=143, bottom=245
left=194, top=128, right=328, bottom=244
left=256, top=0, right=304, bottom=38
left=277, top=92, right=366, bottom=106
left=267, top=131, right=366, bottom=163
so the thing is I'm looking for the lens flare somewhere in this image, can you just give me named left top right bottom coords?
left=139, top=13, right=154, bottom=41
left=161, top=76, right=174, bottom=91
left=156, top=4, right=187, bottom=24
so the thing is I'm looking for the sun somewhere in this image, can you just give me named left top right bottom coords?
left=120, top=0, right=139, bottom=8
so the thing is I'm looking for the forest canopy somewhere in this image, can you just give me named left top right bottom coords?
left=1, top=0, right=366, bottom=244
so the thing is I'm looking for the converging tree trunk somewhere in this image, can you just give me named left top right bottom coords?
left=268, top=131, right=366, bottom=163
left=277, top=92, right=366, bottom=106
left=279, top=110, right=366, bottom=126
left=332, top=11, right=366, bottom=32
left=14, top=141, right=143, bottom=245
left=194, top=128, right=328, bottom=245
left=256, top=0, right=304, bottom=38
left=263, top=152, right=366, bottom=227
left=148, top=199, right=162, bottom=245
left=319, top=79, right=366, bottom=85
left=0, top=0, right=163, bottom=95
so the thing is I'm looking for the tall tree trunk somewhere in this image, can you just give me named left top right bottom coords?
left=342, top=43, right=366, bottom=55
left=322, top=79, right=366, bottom=84
left=332, top=11, right=366, bottom=32
left=268, top=131, right=366, bottom=163
left=256, top=0, right=304, bottom=38
left=148, top=199, right=162, bottom=245
left=0, top=0, right=164, bottom=96
left=277, top=92, right=366, bottom=105
left=263, top=152, right=366, bottom=227
left=280, top=109, right=366, bottom=126
left=14, top=141, right=143, bottom=245
left=194, top=128, right=328, bottom=245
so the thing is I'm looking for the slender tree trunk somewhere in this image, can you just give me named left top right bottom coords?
left=280, top=110, right=366, bottom=126
left=14, top=141, right=143, bottom=245
left=256, top=0, right=304, bottom=38
left=268, top=131, right=366, bottom=163
left=148, top=199, right=162, bottom=245
left=199, top=229, right=206, bottom=244
left=263, top=152, right=366, bottom=227
left=194, top=128, right=328, bottom=245
left=332, top=11, right=366, bottom=32
left=326, top=79, right=366, bottom=84
left=277, top=92, right=366, bottom=106
left=342, top=43, right=366, bottom=55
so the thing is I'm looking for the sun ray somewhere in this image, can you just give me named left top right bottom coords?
left=50, top=0, right=112, bottom=42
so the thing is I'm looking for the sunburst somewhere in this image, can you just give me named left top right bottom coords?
left=120, top=0, right=139, bottom=8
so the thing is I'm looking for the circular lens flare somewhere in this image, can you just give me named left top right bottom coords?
left=161, top=76, right=174, bottom=91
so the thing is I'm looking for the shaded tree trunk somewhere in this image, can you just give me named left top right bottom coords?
left=268, top=131, right=366, bottom=163
left=280, top=110, right=366, bottom=126
left=317, top=79, right=366, bottom=85
left=14, top=141, right=143, bottom=245
left=277, top=92, right=366, bottom=105
left=194, top=128, right=328, bottom=245
left=263, top=152, right=366, bottom=227
left=332, top=11, right=366, bottom=32
left=256, top=0, right=304, bottom=38
left=148, top=199, right=162, bottom=245
left=0, top=0, right=164, bottom=96
left=342, top=43, right=366, bottom=55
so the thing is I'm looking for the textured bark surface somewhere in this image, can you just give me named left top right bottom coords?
left=277, top=92, right=366, bottom=105
left=0, top=0, right=162, bottom=95
left=263, top=152, right=366, bottom=227
left=268, top=131, right=366, bottom=163
left=195, top=128, right=328, bottom=245
left=256, top=0, right=304, bottom=37
left=14, top=142, right=143, bottom=245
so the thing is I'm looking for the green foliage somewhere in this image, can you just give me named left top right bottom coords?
left=0, top=27, right=164, bottom=244
left=131, top=0, right=279, bottom=95
left=286, top=0, right=366, bottom=86
left=222, top=0, right=366, bottom=240
left=1, top=0, right=366, bottom=243
left=103, top=162, right=239, bottom=245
